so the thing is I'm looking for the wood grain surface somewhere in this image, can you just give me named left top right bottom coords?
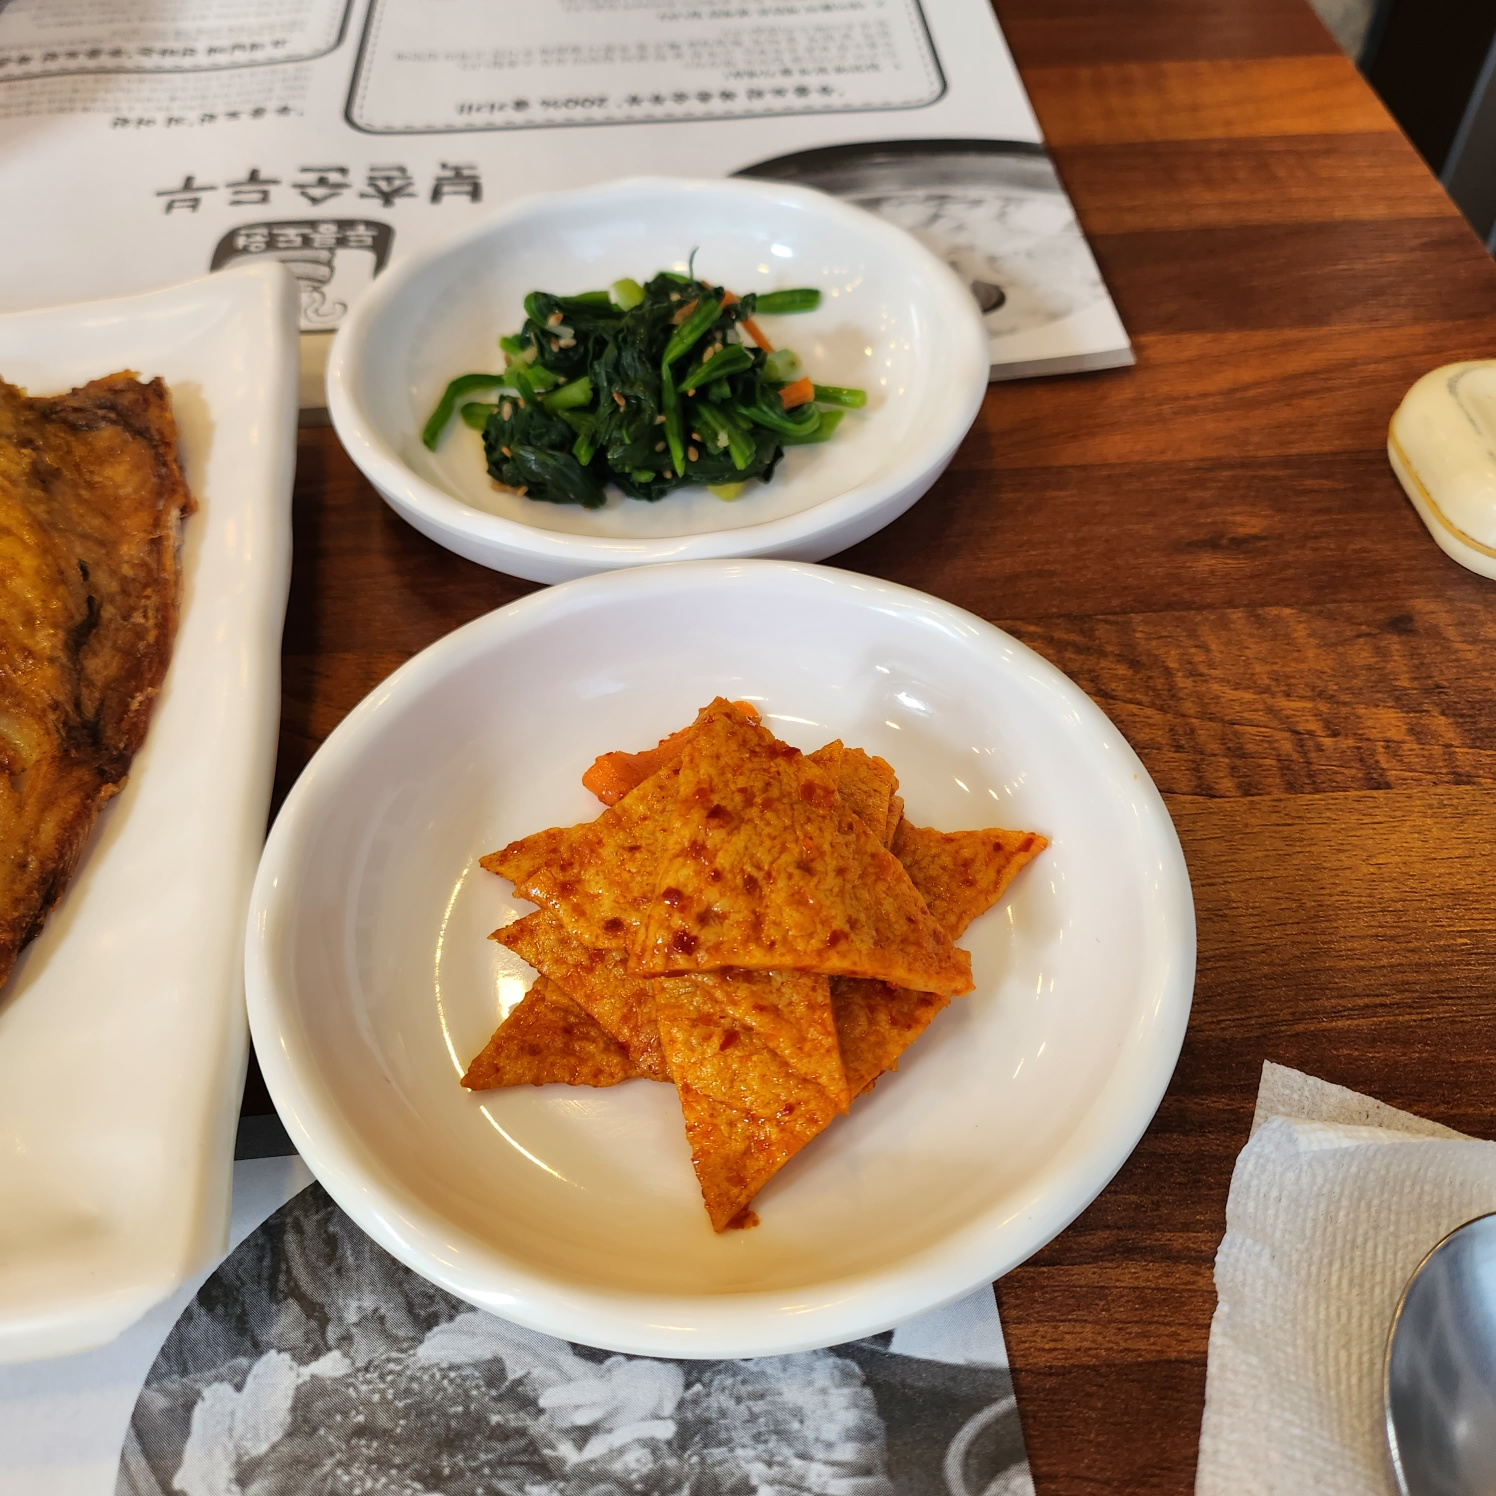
left=256, top=3, right=1496, bottom=1489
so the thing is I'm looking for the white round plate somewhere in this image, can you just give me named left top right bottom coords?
left=246, top=561, right=1194, bottom=1358
left=325, top=177, right=989, bottom=583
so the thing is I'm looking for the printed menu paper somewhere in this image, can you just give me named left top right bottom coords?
left=0, top=1154, right=1036, bottom=1496
left=0, top=0, right=1130, bottom=399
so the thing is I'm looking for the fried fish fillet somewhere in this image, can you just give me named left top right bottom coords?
left=0, top=372, right=193, bottom=991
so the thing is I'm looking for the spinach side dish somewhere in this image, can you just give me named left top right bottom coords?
left=422, top=270, right=866, bottom=508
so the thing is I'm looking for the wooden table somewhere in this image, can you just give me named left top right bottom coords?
left=255, top=2, right=1496, bottom=1488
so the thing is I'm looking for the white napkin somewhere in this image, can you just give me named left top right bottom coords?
left=1196, top=1061, right=1496, bottom=1496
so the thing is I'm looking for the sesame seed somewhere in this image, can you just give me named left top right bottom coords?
left=558, top=336, right=576, bottom=348
left=547, top=311, right=563, bottom=326
left=517, top=396, right=526, bottom=408
left=500, top=401, right=512, bottom=420
left=550, top=338, right=560, bottom=352
left=691, top=430, right=702, bottom=440
left=687, top=445, right=699, bottom=461
left=654, top=413, right=665, bottom=424
left=500, top=445, right=512, bottom=457
left=703, top=344, right=717, bottom=361
left=669, top=292, right=680, bottom=301
left=664, top=468, right=674, bottom=478
left=654, top=441, right=665, bottom=451
left=613, top=391, right=626, bottom=408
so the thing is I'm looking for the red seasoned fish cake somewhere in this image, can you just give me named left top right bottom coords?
left=891, top=821, right=1049, bottom=942
left=481, top=761, right=679, bottom=950
left=632, top=704, right=972, bottom=996
left=461, top=977, right=646, bottom=1089
left=492, top=911, right=669, bottom=1081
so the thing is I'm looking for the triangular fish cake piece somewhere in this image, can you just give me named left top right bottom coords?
left=831, top=978, right=951, bottom=1099
left=652, top=968, right=847, bottom=1115
left=582, top=699, right=763, bottom=806
left=499, top=910, right=847, bottom=1105
left=676, top=1080, right=835, bottom=1232
left=654, top=966, right=849, bottom=1232
left=462, top=977, right=646, bottom=1090
left=832, top=819, right=1049, bottom=1099
left=481, top=761, right=679, bottom=949
left=691, top=966, right=846, bottom=1108
left=892, top=821, right=1049, bottom=941
left=836, top=747, right=897, bottom=843
left=492, top=911, right=669, bottom=1081
left=883, top=794, right=904, bottom=850
left=632, top=705, right=972, bottom=996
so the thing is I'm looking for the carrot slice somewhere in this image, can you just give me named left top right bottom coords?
left=582, top=727, right=694, bottom=805
left=722, top=290, right=775, bottom=352
left=779, top=376, right=815, bottom=409
left=581, top=700, right=761, bottom=805
left=741, top=317, right=774, bottom=352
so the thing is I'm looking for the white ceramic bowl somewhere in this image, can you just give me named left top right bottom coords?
left=326, top=178, right=989, bottom=583
left=246, top=561, right=1194, bottom=1358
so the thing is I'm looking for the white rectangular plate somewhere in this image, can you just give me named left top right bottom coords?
left=0, top=262, right=298, bottom=1362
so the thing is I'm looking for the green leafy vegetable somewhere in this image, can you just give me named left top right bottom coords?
left=424, top=268, right=864, bottom=505
left=611, top=278, right=645, bottom=310
left=754, top=288, right=821, bottom=315
left=763, top=348, right=803, bottom=383
left=811, top=384, right=867, bottom=409
left=661, top=361, right=685, bottom=480
left=422, top=373, right=507, bottom=450
left=734, top=391, right=821, bottom=438
left=661, top=295, right=723, bottom=368
left=676, top=342, right=753, bottom=396
left=542, top=376, right=593, bottom=414
left=780, top=408, right=846, bottom=444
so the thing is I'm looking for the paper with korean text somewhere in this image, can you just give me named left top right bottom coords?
left=0, top=0, right=1130, bottom=397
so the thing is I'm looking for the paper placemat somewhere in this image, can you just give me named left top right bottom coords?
left=0, top=1154, right=1036, bottom=1496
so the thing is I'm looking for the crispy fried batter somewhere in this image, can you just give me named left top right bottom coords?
left=492, top=910, right=669, bottom=1080
left=0, top=373, right=192, bottom=991
left=462, top=977, right=646, bottom=1089
left=632, top=704, right=971, bottom=996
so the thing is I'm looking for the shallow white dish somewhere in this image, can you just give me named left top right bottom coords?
left=247, top=560, right=1194, bottom=1358
left=1389, top=361, right=1496, bottom=581
left=0, top=262, right=299, bottom=1363
left=326, top=177, right=989, bottom=584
